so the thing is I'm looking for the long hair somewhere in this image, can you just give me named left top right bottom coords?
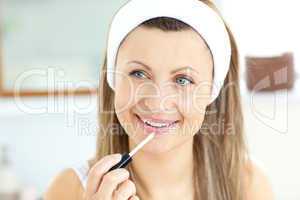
left=89, top=1, right=249, bottom=199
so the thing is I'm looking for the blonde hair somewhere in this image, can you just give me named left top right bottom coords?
left=89, top=1, right=249, bottom=199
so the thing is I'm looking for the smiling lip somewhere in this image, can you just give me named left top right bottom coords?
left=138, top=115, right=179, bottom=124
left=135, top=114, right=179, bottom=135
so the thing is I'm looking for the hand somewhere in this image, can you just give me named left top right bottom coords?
left=83, top=154, right=140, bottom=200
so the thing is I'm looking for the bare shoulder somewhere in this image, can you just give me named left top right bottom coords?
left=43, top=168, right=84, bottom=200
left=244, top=159, right=275, bottom=200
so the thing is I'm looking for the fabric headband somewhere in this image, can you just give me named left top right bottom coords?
left=106, top=0, right=231, bottom=104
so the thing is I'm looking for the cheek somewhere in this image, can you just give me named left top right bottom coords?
left=178, top=88, right=209, bottom=115
left=177, top=87, right=209, bottom=135
left=114, top=84, right=134, bottom=136
left=114, top=74, right=135, bottom=113
left=114, top=74, right=141, bottom=135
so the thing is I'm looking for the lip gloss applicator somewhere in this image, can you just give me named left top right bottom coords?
left=108, top=132, right=155, bottom=172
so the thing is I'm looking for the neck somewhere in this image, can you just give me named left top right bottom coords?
left=128, top=137, right=194, bottom=200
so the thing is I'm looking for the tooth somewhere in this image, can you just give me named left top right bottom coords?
left=143, top=119, right=170, bottom=127
left=149, top=121, right=167, bottom=127
left=148, top=121, right=163, bottom=127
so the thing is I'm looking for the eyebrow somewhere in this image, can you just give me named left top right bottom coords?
left=127, top=60, right=199, bottom=74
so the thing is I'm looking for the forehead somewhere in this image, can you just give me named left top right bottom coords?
left=116, top=26, right=213, bottom=67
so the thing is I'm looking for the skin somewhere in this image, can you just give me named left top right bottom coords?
left=43, top=27, right=275, bottom=200
left=113, top=26, right=213, bottom=200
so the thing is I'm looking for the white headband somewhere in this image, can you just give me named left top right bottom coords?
left=106, top=0, right=231, bottom=104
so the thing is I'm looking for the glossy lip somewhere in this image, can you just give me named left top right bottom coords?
left=137, top=115, right=179, bottom=124
left=135, top=114, right=179, bottom=136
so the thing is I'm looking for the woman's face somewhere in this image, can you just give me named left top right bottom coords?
left=114, top=26, right=213, bottom=154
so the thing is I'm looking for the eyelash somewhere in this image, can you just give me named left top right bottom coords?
left=129, top=70, right=195, bottom=86
left=129, top=70, right=148, bottom=79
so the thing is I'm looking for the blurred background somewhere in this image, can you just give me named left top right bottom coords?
left=0, top=0, right=299, bottom=199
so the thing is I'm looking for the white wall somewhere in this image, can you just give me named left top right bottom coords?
left=242, top=91, right=299, bottom=200
left=222, top=0, right=299, bottom=53
left=220, top=1, right=300, bottom=198
left=0, top=96, right=98, bottom=196
left=0, top=1, right=299, bottom=199
left=1, top=91, right=299, bottom=199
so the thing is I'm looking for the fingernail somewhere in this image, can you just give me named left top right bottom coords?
left=114, top=153, right=122, bottom=160
left=117, top=168, right=128, bottom=176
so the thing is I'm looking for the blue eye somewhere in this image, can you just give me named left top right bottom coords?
left=129, top=70, right=148, bottom=79
left=176, top=76, right=194, bottom=86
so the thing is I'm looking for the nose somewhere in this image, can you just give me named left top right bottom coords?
left=141, top=83, right=177, bottom=114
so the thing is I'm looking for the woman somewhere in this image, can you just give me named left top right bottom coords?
left=44, top=0, right=274, bottom=199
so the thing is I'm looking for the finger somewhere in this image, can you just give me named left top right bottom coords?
left=96, top=168, right=130, bottom=199
left=85, top=154, right=122, bottom=198
left=129, top=195, right=140, bottom=200
left=113, top=179, right=136, bottom=200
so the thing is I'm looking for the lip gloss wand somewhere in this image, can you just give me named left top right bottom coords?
left=108, top=132, right=155, bottom=172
